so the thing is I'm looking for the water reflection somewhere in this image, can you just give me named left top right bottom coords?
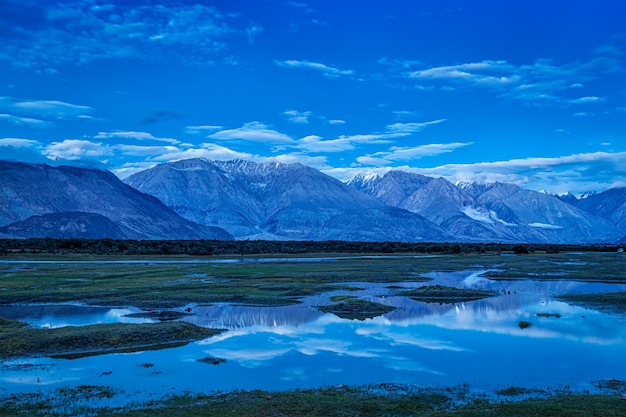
left=421, top=270, right=626, bottom=295
left=0, top=304, right=150, bottom=328
left=1, top=270, right=626, bottom=405
left=183, top=304, right=323, bottom=330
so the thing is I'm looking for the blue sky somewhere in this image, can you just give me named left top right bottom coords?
left=1, top=0, right=625, bottom=195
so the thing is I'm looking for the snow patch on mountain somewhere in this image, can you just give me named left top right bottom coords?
left=528, top=222, right=564, bottom=230
left=461, top=206, right=515, bottom=227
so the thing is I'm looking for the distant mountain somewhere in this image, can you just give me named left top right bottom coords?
left=459, top=182, right=620, bottom=243
left=3, top=159, right=623, bottom=244
left=125, top=159, right=450, bottom=242
left=121, top=158, right=263, bottom=237
left=347, top=171, right=432, bottom=207
left=0, top=161, right=233, bottom=240
left=0, top=212, right=127, bottom=239
left=348, top=171, right=513, bottom=242
left=574, top=187, right=626, bottom=232
left=349, top=171, right=620, bottom=243
left=556, top=192, right=579, bottom=205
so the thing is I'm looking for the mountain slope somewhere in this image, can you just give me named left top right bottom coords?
left=349, top=170, right=620, bottom=243
left=212, top=159, right=383, bottom=215
left=0, top=160, right=233, bottom=240
left=460, top=182, right=620, bottom=243
left=125, top=159, right=450, bottom=242
left=0, top=212, right=127, bottom=239
left=575, top=187, right=626, bottom=232
left=347, top=170, right=432, bottom=207
left=349, top=171, right=520, bottom=242
left=122, top=158, right=263, bottom=236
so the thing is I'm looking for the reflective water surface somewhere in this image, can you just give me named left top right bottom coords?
left=1, top=269, right=625, bottom=405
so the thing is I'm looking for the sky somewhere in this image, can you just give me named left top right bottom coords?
left=1, top=0, right=625, bottom=195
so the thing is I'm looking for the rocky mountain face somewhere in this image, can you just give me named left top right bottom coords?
left=574, top=187, right=626, bottom=232
left=348, top=171, right=520, bottom=241
left=0, top=161, right=233, bottom=240
left=3, top=159, right=625, bottom=244
left=349, top=170, right=621, bottom=244
left=461, top=182, right=620, bottom=243
left=125, top=159, right=451, bottom=242
left=0, top=212, right=127, bottom=239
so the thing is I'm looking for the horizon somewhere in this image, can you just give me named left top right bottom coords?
left=1, top=1, right=625, bottom=196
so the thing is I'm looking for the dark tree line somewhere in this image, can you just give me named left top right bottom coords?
left=0, top=238, right=621, bottom=256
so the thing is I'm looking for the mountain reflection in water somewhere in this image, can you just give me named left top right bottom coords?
left=1, top=270, right=626, bottom=405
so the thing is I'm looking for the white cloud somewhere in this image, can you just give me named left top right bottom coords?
left=44, top=139, right=113, bottom=160
left=297, top=120, right=445, bottom=154
left=385, top=119, right=446, bottom=133
left=396, top=151, right=626, bottom=195
left=568, top=96, right=605, bottom=104
left=0, top=138, right=42, bottom=148
left=328, top=119, right=346, bottom=125
left=410, top=60, right=519, bottom=86
left=14, top=100, right=91, bottom=115
left=299, top=133, right=395, bottom=153
left=275, top=59, right=354, bottom=78
left=113, top=161, right=160, bottom=179
left=246, top=25, right=264, bottom=45
left=208, top=122, right=295, bottom=143
left=114, top=144, right=180, bottom=157
left=0, top=2, right=241, bottom=68
left=0, top=97, right=93, bottom=119
left=283, top=110, right=312, bottom=124
left=0, top=113, right=51, bottom=127
left=359, top=142, right=472, bottom=164
left=0, top=137, right=47, bottom=163
left=392, top=110, right=419, bottom=120
left=356, top=155, right=392, bottom=165
left=400, top=56, right=621, bottom=106
left=95, top=131, right=180, bottom=144
left=184, top=125, right=223, bottom=135
left=199, top=143, right=256, bottom=160
left=297, top=135, right=355, bottom=152
left=152, top=146, right=253, bottom=162
left=326, top=150, right=626, bottom=195
left=111, top=144, right=259, bottom=178
left=114, top=142, right=255, bottom=163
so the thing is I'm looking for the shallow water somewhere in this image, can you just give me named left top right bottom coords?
left=1, top=269, right=625, bottom=406
left=0, top=304, right=150, bottom=328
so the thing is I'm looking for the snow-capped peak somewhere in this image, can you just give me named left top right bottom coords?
left=346, top=172, right=379, bottom=187
left=579, top=191, right=597, bottom=199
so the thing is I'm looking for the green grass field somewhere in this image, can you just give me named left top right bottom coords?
left=1, top=252, right=624, bottom=308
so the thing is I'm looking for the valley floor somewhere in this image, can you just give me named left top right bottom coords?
left=0, top=249, right=625, bottom=415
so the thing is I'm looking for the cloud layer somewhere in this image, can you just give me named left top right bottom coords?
left=400, top=56, right=620, bottom=106
left=0, top=0, right=249, bottom=68
left=1, top=2, right=623, bottom=196
left=275, top=59, right=355, bottom=78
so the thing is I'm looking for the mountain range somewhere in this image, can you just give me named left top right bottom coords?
left=124, top=158, right=450, bottom=242
left=0, top=161, right=233, bottom=240
left=348, top=170, right=622, bottom=244
left=1, top=158, right=625, bottom=244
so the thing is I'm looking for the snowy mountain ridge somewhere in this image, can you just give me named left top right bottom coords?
left=2, top=158, right=625, bottom=243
